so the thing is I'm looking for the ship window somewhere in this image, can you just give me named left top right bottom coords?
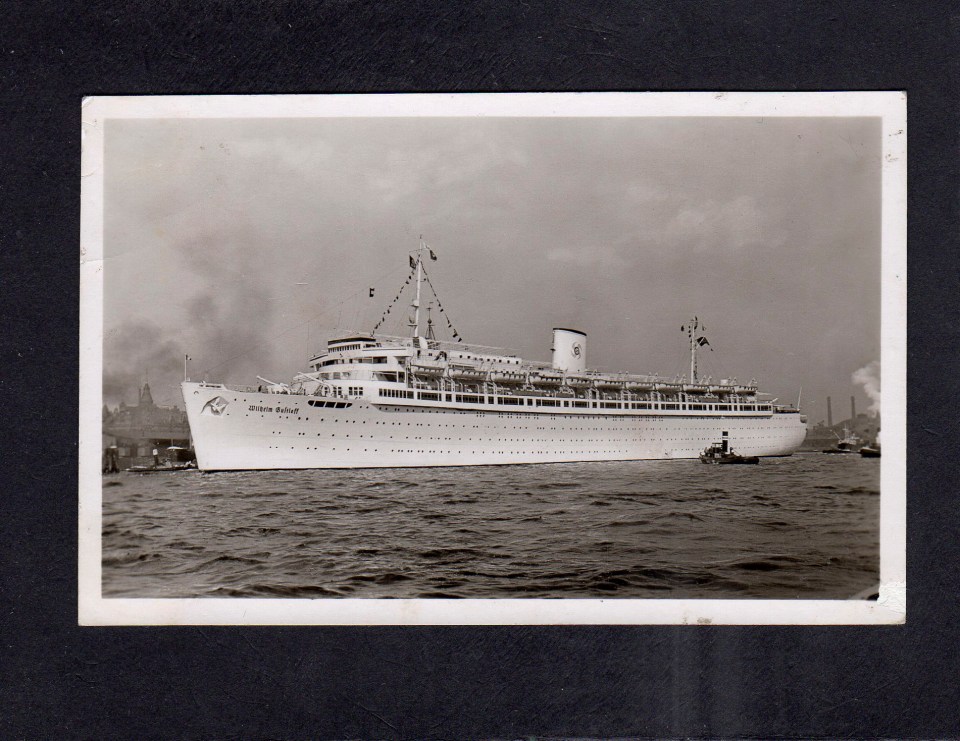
left=307, top=399, right=353, bottom=409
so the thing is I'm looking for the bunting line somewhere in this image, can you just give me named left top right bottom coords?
left=372, top=264, right=418, bottom=332
left=421, top=263, right=465, bottom=342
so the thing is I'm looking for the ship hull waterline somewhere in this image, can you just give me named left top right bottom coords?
left=183, top=382, right=807, bottom=472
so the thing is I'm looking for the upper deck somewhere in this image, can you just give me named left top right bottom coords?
left=279, top=331, right=789, bottom=415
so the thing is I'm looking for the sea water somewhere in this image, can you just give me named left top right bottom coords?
left=102, top=454, right=879, bottom=599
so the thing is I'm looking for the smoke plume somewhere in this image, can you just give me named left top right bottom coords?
left=852, top=360, right=881, bottom=416
left=103, top=321, right=184, bottom=407
left=103, top=227, right=278, bottom=407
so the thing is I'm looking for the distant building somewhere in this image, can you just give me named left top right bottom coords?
left=102, top=383, right=191, bottom=462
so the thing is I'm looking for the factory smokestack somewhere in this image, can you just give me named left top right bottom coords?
left=851, top=395, right=856, bottom=421
left=827, top=396, right=833, bottom=427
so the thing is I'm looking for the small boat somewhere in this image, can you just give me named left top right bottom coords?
left=125, top=445, right=198, bottom=473
left=699, top=442, right=759, bottom=465
left=125, top=462, right=197, bottom=474
left=822, top=427, right=863, bottom=454
left=859, top=446, right=881, bottom=458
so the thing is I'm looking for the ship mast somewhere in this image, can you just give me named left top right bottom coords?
left=686, top=316, right=701, bottom=383
left=426, top=302, right=436, bottom=341
left=410, top=236, right=425, bottom=338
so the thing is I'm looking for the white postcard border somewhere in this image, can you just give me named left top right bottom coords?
left=79, top=92, right=907, bottom=626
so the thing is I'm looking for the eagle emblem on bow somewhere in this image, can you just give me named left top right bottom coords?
left=202, top=396, right=229, bottom=416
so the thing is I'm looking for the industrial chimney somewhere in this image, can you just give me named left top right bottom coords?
left=551, top=328, right=586, bottom=373
left=827, top=396, right=833, bottom=427
left=851, top=395, right=857, bottom=421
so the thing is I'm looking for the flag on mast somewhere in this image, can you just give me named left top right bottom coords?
left=429, top=248, right=437, bottom=261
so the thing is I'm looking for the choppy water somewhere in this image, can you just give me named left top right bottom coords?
left=102, top=454, right=879, bottom=599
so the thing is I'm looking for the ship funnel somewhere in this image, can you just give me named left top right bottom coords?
left=552, top=328, right=586, bottom=373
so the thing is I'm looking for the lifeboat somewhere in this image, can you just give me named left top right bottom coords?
left=408, top=360, right=445, bottom=377
left=655, top=381, right=682, bottom=395
left=449, top=364, right=486, bottom=381
left=594, top=375, right=624, bottom=390
left=565, top=375, right=593, bottom=388
left=529, top=370, right=564, bottom=386
left=491, top=369, right=525, bottom=384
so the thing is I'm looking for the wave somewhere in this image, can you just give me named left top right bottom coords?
left=102, top=551, right=162, bottom=566
left=208, top=584, right=343, bottom=598
left=348, top=572, right=412, bottom=585
left=196, top=554, right=267, bottom=568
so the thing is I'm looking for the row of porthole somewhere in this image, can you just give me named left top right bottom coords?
left=269, top=431, right=734, bottom=443
left=254, top=409, right=777, bottom=427
left=262, top=422, right=789, bottom=439
left=266, top=430, right=756, bottom=443
left=374, top=449, right=635, bottom=455
left=268, top=445, right=720, bottom=455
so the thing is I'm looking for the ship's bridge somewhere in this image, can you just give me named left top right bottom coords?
left=324, top=334, right=379, bottom=353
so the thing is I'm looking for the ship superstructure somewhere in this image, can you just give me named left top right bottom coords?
left=182, top=242, right=806, bottom=471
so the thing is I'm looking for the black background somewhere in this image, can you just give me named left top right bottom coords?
left=1, top=1, right=958, bottom=738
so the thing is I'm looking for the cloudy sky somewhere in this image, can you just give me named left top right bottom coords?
left=103, top=113, right=881, bottom=426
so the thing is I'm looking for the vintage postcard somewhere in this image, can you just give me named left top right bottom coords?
left=79, top=92, right=906, bottom=625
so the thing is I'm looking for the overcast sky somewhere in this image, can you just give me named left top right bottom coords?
left=103, top=114, right=881, bottom=426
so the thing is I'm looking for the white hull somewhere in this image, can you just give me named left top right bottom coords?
left=183, top=382, right=806, bottom=471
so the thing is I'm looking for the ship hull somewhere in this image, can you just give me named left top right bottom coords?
left=183, top=382, right=807, bottom=471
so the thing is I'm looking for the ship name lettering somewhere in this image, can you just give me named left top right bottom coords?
left=249, top=405, right=274, bottom=412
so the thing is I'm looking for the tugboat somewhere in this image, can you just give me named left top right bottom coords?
left=859, top=444, right=881, bottom=458
left=822, top=427, right=863, bottom=454
left=699, top=441, right=760, bottom=465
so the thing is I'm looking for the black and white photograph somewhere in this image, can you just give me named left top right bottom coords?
left=79, top=92, right=905, bottom=625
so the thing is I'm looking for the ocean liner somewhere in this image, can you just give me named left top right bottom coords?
left=182, top=243, right=807, bottom=471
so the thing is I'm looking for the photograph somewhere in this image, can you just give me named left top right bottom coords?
left=78, top=92, right=906, bottom=625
